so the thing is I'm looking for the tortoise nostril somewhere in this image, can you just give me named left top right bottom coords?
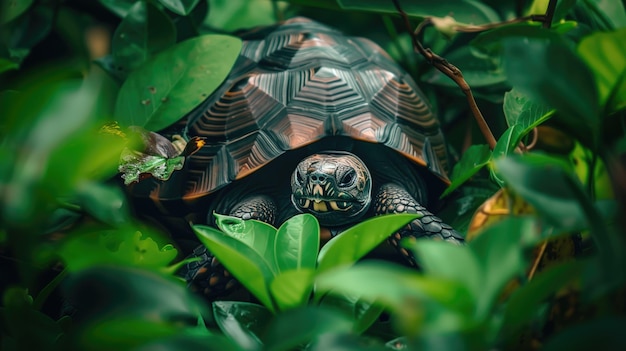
left=310, top=174, right=326, bottom=182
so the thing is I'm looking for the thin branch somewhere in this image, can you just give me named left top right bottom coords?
left=390, top=0, right=560, bottom=150
left=527, top=240, right=548, bottom=280
left=391, top=0, right=497, bottom=149
left=543, top=0, right=558, bottom=28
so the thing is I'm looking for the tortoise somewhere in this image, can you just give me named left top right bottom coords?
left=128, top=17, right=463, bottom=299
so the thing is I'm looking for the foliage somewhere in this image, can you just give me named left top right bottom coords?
left=1, top=0, right=625, bottom=350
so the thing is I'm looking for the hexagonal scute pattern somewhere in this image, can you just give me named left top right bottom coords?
left=138, top=17, right=449, bottom=201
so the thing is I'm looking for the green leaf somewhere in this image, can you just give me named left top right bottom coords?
left=134, top=333, right=243, bottom=351
left=212, top=301, right=269, bottom=351
left=269, top=269, right=316, bottom=310
left=466, top=217, right=537, bottom=318
left=471, top=23, right=561, bottom=55
left=318, top=293, right=385, bottom=334
left=73, top=182, right=130, bottom=226
left=307, top=333, right=389, bottom=351
left=577, top=28, right=626, bottom=113
left=77, top=318, right=181, bottom=351
left=492, top=124, right=524, bottom=160
left=115, top=34, right=242, bottom=131
left=65, top=266, right=208, bottom=350
left=98, top=0, right=138, bottom=17
left=1, top=0, right=34, bottom=24
left=503, top=88, right=554, bottom=130
left=203, top=0, right=282, bottom=32
left=410, top=217, right=537, bottom=319
left=502, top=37, right=600, bottom=148
left=274, top=214, right=319, bottom=272
left=263, top=306, right=354, bottom=351
left=494, top=154, right=587, bottom=231
left=158, top=0, right=201, bottom=15
left=317, top=214, right=419, bottom=273
left=59, top=228, right=178, bottom=272
left=336, top=0, right=501, bottom=25
left=423, top=45, right=506, bottom=88
left=193, top=225, right=275, bottom=311
left=499, top=260, right=584, bottom=339
left=0, top=57, right=19, bottom=73
left=315, top=262, right=473, bottom=332
left=441, top=144, right=491, bottom=198
left=112, top=1, right=176, bottom=74
left=214, top=213, right=278, bottom=272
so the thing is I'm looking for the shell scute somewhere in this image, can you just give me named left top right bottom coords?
left=136, top=17, right=450, bottom=202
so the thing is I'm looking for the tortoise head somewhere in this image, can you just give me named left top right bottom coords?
left=291, top=152, right=371, bottom=226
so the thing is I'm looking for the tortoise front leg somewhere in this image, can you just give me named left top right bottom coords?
left=181, top=195, right=277, bottom=300
left=374, top=183, right=463, bottom=266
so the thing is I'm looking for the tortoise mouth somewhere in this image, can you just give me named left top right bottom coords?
left=294, top=197, right=354, bottom=212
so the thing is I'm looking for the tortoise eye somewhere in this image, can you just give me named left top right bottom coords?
left=338, top=170, right=356, bottom=187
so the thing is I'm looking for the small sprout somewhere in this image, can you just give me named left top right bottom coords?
left=160, top=96, right=168, bottom=103
left=141, top=99, right=151, bottom=105
left=148, top=86, right=157, bottom=94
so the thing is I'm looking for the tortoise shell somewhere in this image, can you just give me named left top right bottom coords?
left=133, top=17, right=450, bottom=204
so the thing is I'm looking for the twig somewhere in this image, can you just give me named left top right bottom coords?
left=527, top=240, right=548, bottom=280
left=391, top=0, right=497, bottom=149
left=543, top=0, right=558, bottom=28
left=390, top=0, right=560, bottom=150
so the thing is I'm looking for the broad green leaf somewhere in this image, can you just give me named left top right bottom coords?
left=64, top=265, right=207, bottom=324
left=59, top=228, right=178, bottom=272
left=492, top=124, right=524, bottom=160
left=203, top=0, right=283, bottom=32
left=1, top=0, right=33, bottom=24
left=307, top=333, right=389, bottom=351
left=411, top=217, right=537, bottom=319
left=317, top=214, right=419, bottom=273
left=263, top=306, right=354, bottom=351
left=315, top=262, right=473, bottom=331
left=269, top=269, right=316, bottom=310
left=499, top=260, right=584, bottom=339
left=408, top=240, right=481, bottom=304
left=441, top=144, right=491, bottom=198
left=115, top=34, right=242, bottom=131
left=503, top=88, right=554, bottom=130
left=158, top=0, right=201, bottom=15
left=212, top=301, right=269, bottom=351
left=77, top=318, right=181, bottom=351
left=73, top=182, right=130, bottom=226
left=274, top=214, right=319, bottom=272
left=193, top=225, right=275, bottom=310
left=471, top=23, right=561, bottom=55
left=582, top=0, right=626, bottom=29
left=1, top=288, right=64, bottom=349
left=577, top=28, right=626, bottom=113
left=502, top=37, right=600, bottom=148
left=134, top=334, right=243, bottom=351
left=336, top=0, right=501, bottom=25
left=318, top=293, right=385, bottom=334
left=98, top=0, right=138, bottom=17
left=214, top=213, right=278, bottom=272
left=466, top=217, right=537, bottom=318
left=112, top=1, right=176, bottom=73
left=495, top=155, right=587, bottom=231
left=0, top=57, right=18, bottom=73
left=423, top=45, right=506, bottom=88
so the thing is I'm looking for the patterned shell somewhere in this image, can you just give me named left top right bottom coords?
left=143, top=17, right=450, bottom=201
